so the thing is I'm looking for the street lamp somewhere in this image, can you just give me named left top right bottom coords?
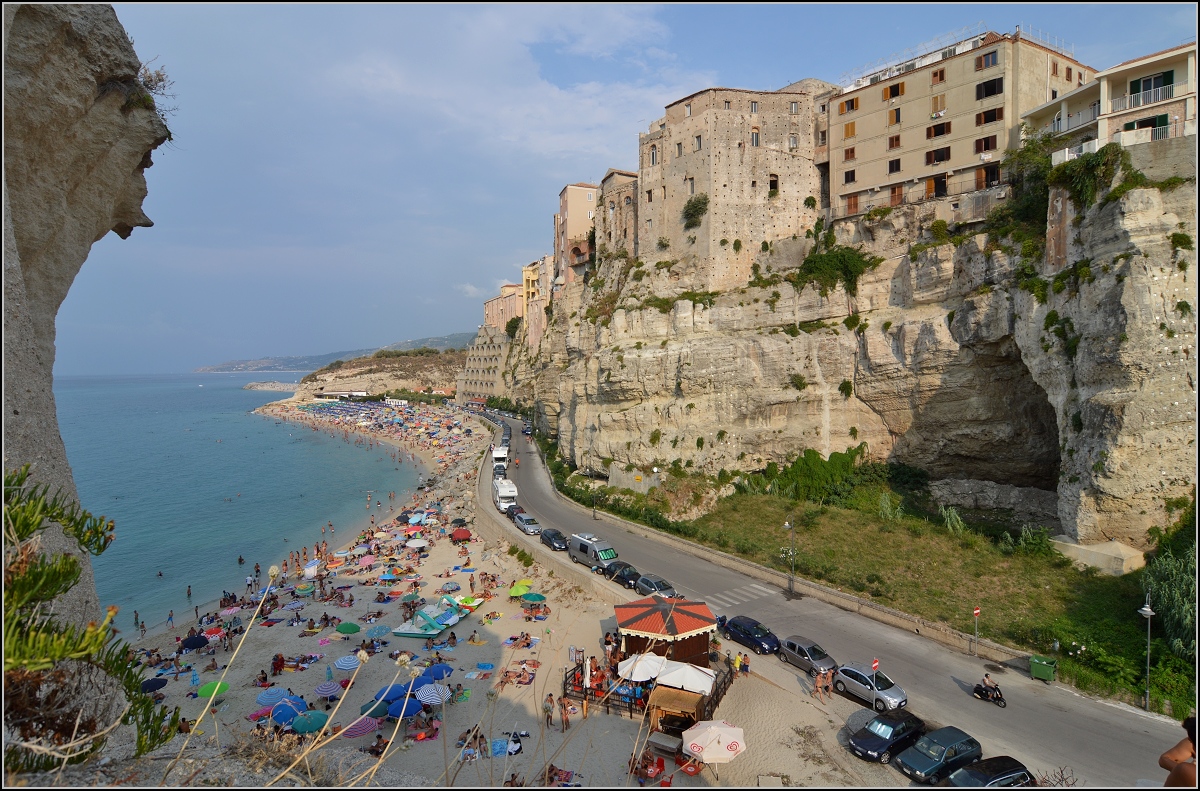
left=1138, top=593, right=1154, bottom=711
left=784, top=521, right=794, bottom=595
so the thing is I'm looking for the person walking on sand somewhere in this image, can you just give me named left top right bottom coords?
left=255, top=562, right=261, bottom=581
left=246, top=575, right=255, bottom=593
left=469, top=574, right=476, bottom=595
left=560, top=695, right=570, bottom=732
left=544, top=694, right=555, bottom=729
left=731, top=652, right=742, bottom=677
left=741, top=652, right=750, bottom=677
left=167, top=610, right=174, bottom=629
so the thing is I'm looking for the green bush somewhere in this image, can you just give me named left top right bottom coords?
left=782, top=323, right=800, bottom=337
left=696, top=437, right=705, bottom=450
left=930, top=220, right=950, bottom=243
left=657, top=237, right=670, bottom=250
left=838, top=379, right=853, bottom=399
left=504, top=316, right=522, bottom=339
left=761, top=240, right=770, bottom=253
left=788, top=218, right=883, bottom=297
left=682, top=194, right=709, bottom=229
left=733, top=239, right=742, bottom=252
left=842, top=313, right=861, bottom=330
left=789, top=373, right=809, bottom=391
left=649, top=429, right=662, bottom=446
left=804, top=196, right=817, bottom=210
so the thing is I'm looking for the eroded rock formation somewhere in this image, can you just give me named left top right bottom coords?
left=3, top=4, right=169, bottom=625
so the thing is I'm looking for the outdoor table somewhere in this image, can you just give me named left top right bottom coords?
left=647, top=731, right=682, bottom=759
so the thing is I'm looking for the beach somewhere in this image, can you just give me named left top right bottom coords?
left=56, top=400, right=902, bottom=787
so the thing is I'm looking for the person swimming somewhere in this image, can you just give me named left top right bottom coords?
left=238, top=555, right=245, bottom=565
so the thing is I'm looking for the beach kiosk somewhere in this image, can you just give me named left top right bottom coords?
left=613, top=596, right=718, bottom=666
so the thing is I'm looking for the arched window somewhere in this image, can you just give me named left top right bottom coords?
left=650, top=145, right=658, bottom=165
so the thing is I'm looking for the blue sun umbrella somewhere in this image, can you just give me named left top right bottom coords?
left=426, top=663, right=454, bottom=680
left=374, top=684, right=408, bottom=703
left=141, top=677, right=168, bottom=693
left=411, top=675, right=435, bottom=691
left=270, top=698, right=307, bottom=725
left=367, top=625, right=390, bottom=639
left=388, top=696, right=423, bottom=719
left=334, top=655, right=360, bottom=671
left=257, top=687, right=287, bottom=706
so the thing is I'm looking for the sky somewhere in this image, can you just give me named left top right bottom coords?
left=52, top=3, right=1196, bottom=374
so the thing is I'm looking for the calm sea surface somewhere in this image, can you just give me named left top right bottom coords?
left=53, top=373, right=420, bottom=633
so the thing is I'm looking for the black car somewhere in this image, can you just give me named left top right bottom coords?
left=847, top=710, right=925, bottom=765
left=718, top=615, right=780, bottom=654
left=504, top=504, right=525, bottom=521
left=540, top=528, right=568, bottom=551
left=602, top=560, right=640, bottom=589
left=938, top=756, right=1037, bottom=787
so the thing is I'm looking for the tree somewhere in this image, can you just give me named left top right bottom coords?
left=505, top=316, right=522, bottom=339
left=4, top=465, right=178, bottom=772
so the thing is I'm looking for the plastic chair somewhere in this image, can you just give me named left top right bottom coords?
left=659, top=772, right=673, bottom=787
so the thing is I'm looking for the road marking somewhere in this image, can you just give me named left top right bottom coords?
left=747, top=583, right=775, bottom=595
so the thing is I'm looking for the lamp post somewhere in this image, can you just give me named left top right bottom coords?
left=1138, top=593, right=1154, bottom=711
left=784, top=521, right=794, bottom=595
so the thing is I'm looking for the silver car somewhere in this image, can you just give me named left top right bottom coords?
left=834, top=662, right=907, bottom=712
left=633, top=574, right=678, bottom=598
left=779, top=635, right=837, bottom=678
left=513, top=513, right=541, bottom=535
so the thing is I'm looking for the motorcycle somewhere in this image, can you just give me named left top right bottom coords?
left=972, top=683, right=1007, bottom=708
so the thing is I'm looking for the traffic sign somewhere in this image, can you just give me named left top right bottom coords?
left=871, top=658, right=879, bottom=672
left=974, top=606, right=981, bottom=618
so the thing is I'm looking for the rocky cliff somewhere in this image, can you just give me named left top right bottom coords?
left=282, top=349, right=468, bottom=402
left=514, top=139, right=1195, bottom=548
left=3, top=4, right=169, bottom=625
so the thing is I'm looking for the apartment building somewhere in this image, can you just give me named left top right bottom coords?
left=522, top=255, right=553, bottom=353
left=454, top=323, right=511, bottom=407
left=1023, top=41, right=1195, bottom=153
left=553, top=183, right=597, bottom=288
left=596, top=168, right=638, bottom=259
left=636, top=81, right=830, bottom=290
left=817, top=27, right=1094, bottom=219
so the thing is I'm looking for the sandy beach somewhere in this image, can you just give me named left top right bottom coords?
left=54, top=401, right=903, bottom=787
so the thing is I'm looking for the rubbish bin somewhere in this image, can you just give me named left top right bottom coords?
left=1030, top=654, right=1057, bottom=683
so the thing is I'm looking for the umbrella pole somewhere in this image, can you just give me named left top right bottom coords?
left=441, top=700, right=450, bottom=787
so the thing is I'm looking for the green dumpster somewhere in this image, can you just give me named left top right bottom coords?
left=1030, top=655, right=1057, bottom=683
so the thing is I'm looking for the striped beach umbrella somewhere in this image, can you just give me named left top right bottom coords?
left=314, top=681, right=341, bottom=698
left=221, top=606, right=241, bottom=616
left=256, top=687, right=287, bottom=706
left=334, top=655, right=360, bottom=671
left=387, top=696, right=422, bottom=719
left=415, top=683, right=452, bottom=705
left=340, top=717, right=379, bottom=738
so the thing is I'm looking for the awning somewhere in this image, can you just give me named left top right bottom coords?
left=646, top=685, right=704, bottom=720
left=615, top=597, right=717, bottom=641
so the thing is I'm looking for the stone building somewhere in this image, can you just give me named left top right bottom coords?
left=522, top=254, right=553, bottom=353
left=553, top=183, right=597, bottom=289
left=815, top=26, right=1094, bottom=220
left=454, top=323, right=511, bottom=406
left=636, top=85, right=827, bottom=291
left=596, top=168, right=638, bottom=258
left=483, top=283, right=523, bottom=331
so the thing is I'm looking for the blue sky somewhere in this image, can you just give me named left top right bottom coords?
left=54, top=3, right=1195, bottom=374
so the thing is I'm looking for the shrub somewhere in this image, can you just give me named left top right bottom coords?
left=1171, top=233, right=1194, bottom=255
left=842, top=313, right=861, bottom=330
left=682, top=194, right=709, bottom=229
left=696, top=437, right=705, bottom=450
left=657, top=237, right=670, bottom=250
left=716, top=429, right=727, bottom=441
left=789, top=373, right=809, bottom=391
left=1176, top=301, right=1192, bottom=318
left=838, top=379, right=853, bottom=399
left=930, top=220, right=950, bottom=243
left=782, top=323, right=800, bottom=337
left=720, top=239, right=729, bottom=246
left=788, top=218, right=883, bottom=297
left=649, top=429, right=662, bottom=446
left=504, top=316, right=521, bottom=339
left=733, top=239, right=742, bottom=252
left=761, top=241, right=770, bottom=253
left=881, top=320, right=892, bottom=333
left=864, top=206, right=892, bottom=222
left=804, top=196, right=817, bottom=210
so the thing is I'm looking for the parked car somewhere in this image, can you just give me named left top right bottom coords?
left=894, top=726, right=982, bottom=784
left=779, top=635, right=837, bottom=677
left=833, top=663, right=908, bottom=711
left=540, top=528, right=568, bottom=551
left=938, top=756, right=1037, bottom=787
left=513, top=513, right=541, bottom=535
left=633, top=573, right=678, bottom=598
left=846, top=709, right=925, bottom=765
left=602, top=560, right=640, bottom=589
left=719, top=615, right=780, bottom=655
left=504, top=504, right=525, bottom=522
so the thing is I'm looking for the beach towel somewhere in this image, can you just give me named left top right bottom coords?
left=476, top=662, right=495, bottom=670
left=490, top=739, right=508, bottom=757
left=516, top=673, right=535, bottom=685
left=318, top=638, right=331, bottom=646
left=464, top=672, right=491, bottom=680
left=456, top=689, right=471, bottom=702
left=246, top=706, right=272, bottom=722
left=259, top=619, right=283, bottom=627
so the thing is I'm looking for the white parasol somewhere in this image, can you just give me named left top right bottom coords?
left=682, top=719, right=746, bottom=764
left=616, top=652, right=667, bottom=682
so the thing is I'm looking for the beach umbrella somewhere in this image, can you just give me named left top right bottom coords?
left=358, top=555, right=376, bottom=567
left=283, top=600, right=305, bottom=611
left=374, top=684, right=408, bottom=703
left=334, top=550, right=350, bottom=558
left=507, top=585, right=530, bottom=598
left=401, top=593, right=421, bottom=603
left=408, top=514, right=424, bottom=525
left=258, top=585, right=278, bottom=595
left=410, top=675, right=435, bottom=691
left=415, top=683, right=452, bottom=705
left=359, top=699, right=390, bottom=717
left=617, top=653, right=668, bottom=683
left=295, top=586, right=315, bottom=598
left=326, top=664, right=334, bottom=681
left=203, top=626, right=225, bottom=639
left=256, top=687, right=287, bottom=706
left=325, top=560, right=343, bottom=568
left=378, top=573, right=396, bottom=581
left=334, top=655, right=360, bottom=671
left=336, top=622, right=361, bottom=634
left=314, top=681, right=341, bottom=698
left=271, top=698, right=307, bottom=726
left=305, top=559, right=321, bottom=569
left=190, top=669, right=200, bottom=687
left=406, top=539, right=428, bottom=549
left=291, top=710, right=328, bottom=734
left=426, top=663, right=454, bottom=680
left=450, top=528, right=471, bottom=541
left=387, top=697, right=422, bottom=719
left=373, top=531, right=389, bottom=539
left=450, top=518, right=468, bottom=526
left=180, top=635, right=208, bottom=650
left=682, top=720, right=746, bottom=765
left=221, top=606, right=241, bottom=616
left=521, top=592, right=547, bottom=603
left=141, top=677, right=168, bottom=693
left=656, top=661, right=717, bottom=695
left=198, top=681, right=229, bottom=698
left=340, top=717, right=379, bottom=739
left=515, top=578, right=534, bottom=587
left=352, top=545, right=370, bottom=555
left=367, top=625, right=390, bottom=638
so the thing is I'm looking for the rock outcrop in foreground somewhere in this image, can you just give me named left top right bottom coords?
left=3, top=4, right=169, bottom=624
left=515, top=140, right=1195, bottom=549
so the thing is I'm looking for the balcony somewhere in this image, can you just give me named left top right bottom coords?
left=1046, top=105, right=1100, bottom=134
left=1110, top=81, right=1188, bottom=113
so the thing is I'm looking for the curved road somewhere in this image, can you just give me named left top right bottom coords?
left=481, top=414, right=1180, bottom=787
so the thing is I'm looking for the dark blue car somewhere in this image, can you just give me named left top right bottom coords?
left=718, top=615, right=780, bottom=654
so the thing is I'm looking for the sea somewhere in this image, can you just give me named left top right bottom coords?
left=53, top=372, right=421, bottom=635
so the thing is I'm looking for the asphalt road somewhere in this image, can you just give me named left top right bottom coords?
left=479, top=414, right=1183, bottom=787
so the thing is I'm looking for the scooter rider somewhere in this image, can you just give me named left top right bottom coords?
left=981, top=672, right=999, bottom=700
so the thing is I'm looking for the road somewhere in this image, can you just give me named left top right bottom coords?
left=479, top=414, right=1182, bottom=786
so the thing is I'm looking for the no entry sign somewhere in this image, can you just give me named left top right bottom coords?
left=871, top=658, right=879, bottom=672
left=974, top=606, right=981, bottom=617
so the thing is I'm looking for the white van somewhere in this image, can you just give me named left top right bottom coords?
left=492, top=478, right=518, bottom=512
left=492, top=445, right=509, bottom=465
left=567, top=533, right=618, bottom=571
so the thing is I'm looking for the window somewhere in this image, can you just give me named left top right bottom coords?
left=624, top=196, right=632, bottom=205
left=926, top=121, right=952, bottom=138
left=846, top=194, right=859, bottom=214
left=646, top=218, right=652, bottom=230
left=882, top=82, right=905, bottom=100
left=676, top=142, right=683, bottom=157
left=687, top=177, right=695, bottom=195
left=888, top=134, right=901, bottom=149
left=844, top=147, right=856, bottom=161
left=694, top=134, right=702, bottom=151
left=975, top=50, right=998, bottom=70
left=888, top=158, right=901, bottom=174
left=976, top=163, right=1000, bottom=189
left=790, top=101, right=798, bottom=114
left=888, top=108, right=901, bottom=125
left=819, top=103, right=827, bottom=114
left=789, top=134, right=798, bottom=149
left=975, top=107, right=1003, bottom=125
left=844, top=169, right=856, bottom=184
left=646, top=190, right=653, bottom=203
left=843, top=121, right=856, bottom=139
left=751, top=180, right=756, bottom=188
left=818, top=130, right=827, bottom=146
left=661, top=186, right=666, bottom=199
left=931, top=68, right=946, bottom=85
left=684, top=103, right=691, bottom=117
left=587, top=192, right=593, bottom=201
left=974, top=135, right=998, bottom=154
left=1051, top=61, right=1059, bottom=77
left=649, top=145, right=658, bottom=165
left=925, top=146, right=951, bottom=165
left=751, top=129, right=760, bottom=147
left=1066, top=67, right=1073, bottom=81
left=750, top=101, right=759, bottom=113
left=587, top=210, right=593, bottom=219
left=838, top=97, right=859, bottom=114
left=976, top=77, right=1003, bottom=100
left=1051, top=89, right=1058, bottom=100
left=769, top=174, right=779, bottom=191
left=890, top=184, right=904, bottom=206
left=724, top=100, right=731, bottom=110
left=931, top=94, right=946, bottom=114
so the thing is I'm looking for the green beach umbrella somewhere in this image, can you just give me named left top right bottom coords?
left=521, top=592, right=546, bottom=603
left=359, top=699, right=390, bottom=717
left=197, top=681, right=229, bottom=698
left=507, top=585, right=530, bottom=597
left=336, top=622, right=361, bottom=634
left=291, top=710, right=329, bottom=734
left=401, top=593, right=421, bottom=603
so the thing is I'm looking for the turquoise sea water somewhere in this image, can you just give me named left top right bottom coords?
left=53, top=373, right=421, bottom=635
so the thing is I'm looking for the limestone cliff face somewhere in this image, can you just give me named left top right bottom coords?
left=516, top=142, right=1196, bottom=548
left=3, top=4, right=169, bottom=625
left=285, top=351, right=468, bottom=403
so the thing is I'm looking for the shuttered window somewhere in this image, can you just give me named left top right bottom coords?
left=838, top=97, right=859, bottom=114
left=843, top=121, right=856, bottom=139
left=976, top=78, right=1003, bottom=100
left=975, top=107, right=1004, bottom=125
left=925, top=146, right=951, bottom=166
left=926, top=121, right=952, bottom=138
left=881, top=82, right=905, bottom=100
left=974, top=135, right=998, bottom=154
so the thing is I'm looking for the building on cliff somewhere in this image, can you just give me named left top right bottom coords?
left=814, top=25, right=1095, bottom=221
left=553, top=183, right=597, bottom=289
left=483, top=282, right=523, bottom=331
left=597, top=168, right=639, bottom=260
left=454, top=323, right=512, bottom=406
left=523, top=255, right=554, bottom=353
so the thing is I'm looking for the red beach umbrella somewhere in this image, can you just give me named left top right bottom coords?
left=450, top=528, right=471, bottom=541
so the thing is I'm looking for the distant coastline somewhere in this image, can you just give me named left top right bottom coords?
left=242, top=381, right=300, bottom=392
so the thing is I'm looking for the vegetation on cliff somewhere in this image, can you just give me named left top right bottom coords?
left=786, top=217, right=883, bottom=297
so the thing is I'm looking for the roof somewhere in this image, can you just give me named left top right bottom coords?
left=926, top=726, right=971, bottom=745
left=646, top=684, right=704, bottom=717
left=1102, top=41, right=1195, bottom=73
left=667, top=85, right=807, bottom=109
left=615, top=597, right=717, bottom=640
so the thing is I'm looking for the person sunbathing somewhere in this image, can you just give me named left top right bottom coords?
left=364, top=733, right=389, bottom=757
left=374, top=592, right=388, bottom=603
left=203, top=656, right=220, bottom=672
left=516, top=633, right=533, bottom=649
left=424, top=638, right=435, bottom=651
left=255, top=670, right=270, bottom=687
left=447, top=633, right=458, bottom=647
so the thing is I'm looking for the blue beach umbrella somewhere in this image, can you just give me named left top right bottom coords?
left=334, top=655, right=360, bottom=672
left=426, top=663, right=454, bottom=680
left=256, top=687, right=287, bottom=706
left=270, top=698, right=306, bottom=725
left=374, top=684, right=408, bottom=703
left=411, top=675, right=435, bottom=691
left=141, top=677, right=168, bottom=693
left=387, top=696, right=422, bottom=719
